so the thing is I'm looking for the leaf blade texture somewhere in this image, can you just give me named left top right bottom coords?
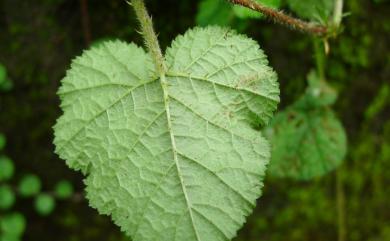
left=54, top=26, right=279, bottom=241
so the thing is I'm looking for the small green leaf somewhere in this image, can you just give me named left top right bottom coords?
left=34, top=194, right=56, bottom=216
left=0, top=133, right=6, bottom=150
left=266, top=106, right=347, bottom=180
left=233, top=0, right=281, bottom=19
left=0, top=212, right=26, bottom=237
left=54, top=27, right=279, bottom=241
left=0, top=185, right=15, bottom=210
left=196, top=0, right=234, bottom=26
left=287, top=0, right=334, bottom=22
left=54, top=180, right=74, bottom=199
left=0, top=156, right=14, bottom=181
left=18, top=174, right=41, bottom=197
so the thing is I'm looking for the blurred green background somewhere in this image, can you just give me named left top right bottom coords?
left=0, top=0, right=389, bottom=240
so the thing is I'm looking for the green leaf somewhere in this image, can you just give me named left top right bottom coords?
left=0, top=133, right=6, bottom=150
left=34, top=194, right=56, bottom=216
left=0, top=185, right=15, bottom=210
left=233, top=0, right=281, bottom=19
left=0, top=156, right=14, bottom=181
left=287, top=0, right=334, bottom=22
left=18, top=174, right=41, bottom=197
left=0, top=213, right=26, bottom=237
left=54, top=26, right=279, bottom=241
left=54, top=180, right=74, bottom=199
left=265, top=105, right=347, bottom=180
left=196, top=0, right=234, bottom=26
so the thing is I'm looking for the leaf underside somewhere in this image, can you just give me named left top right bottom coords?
left=54, top=26, right=279, bottom=241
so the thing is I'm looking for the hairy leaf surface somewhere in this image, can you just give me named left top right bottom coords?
left=54, top=26, right=279, bottom=241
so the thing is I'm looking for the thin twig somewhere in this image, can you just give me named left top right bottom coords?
left=228, top=0, right=328, bottom=36
left=80, top=0, right=92, bottom=46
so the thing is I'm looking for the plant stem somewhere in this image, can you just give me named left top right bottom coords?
left=333, top=0, right=344, bottom=26
left=130, top=0, right=166, bottom=74
left=227, top=0, right=328, bottom=36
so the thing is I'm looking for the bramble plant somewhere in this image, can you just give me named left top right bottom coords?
left=53, top=0, right=346, bottom=240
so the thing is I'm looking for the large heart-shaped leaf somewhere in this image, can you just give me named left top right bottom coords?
left=54, top=26, right=279, bottom=241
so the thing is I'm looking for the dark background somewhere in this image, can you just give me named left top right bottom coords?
left=0, top=0, right=389, bottom=240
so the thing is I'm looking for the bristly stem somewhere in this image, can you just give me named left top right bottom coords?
left=130, top=0, right=166, bottom=74
left=227, top=0, right=328, bottom=37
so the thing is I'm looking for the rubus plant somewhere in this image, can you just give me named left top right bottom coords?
left=53, top=0, right=346, bottom=240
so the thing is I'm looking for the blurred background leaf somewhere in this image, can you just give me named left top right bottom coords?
left=54, top=180, right=74, bottom=200
left=0, top=185, right=15, bottom=210
left=34, top=194, right=56, bottom=216
left=0, top=212, right=26, bottom=240
left=287, top=0, right=335, bottom=22
left=18, top=174, right=41, bottom=197
left=0, top=156, right=14, bottom=181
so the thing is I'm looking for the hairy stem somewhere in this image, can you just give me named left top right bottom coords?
left=333, top=0, right=344, bottom=26
left=130, top=0, right=166, bottom=74
left=227, top=0, right=328, bottom=36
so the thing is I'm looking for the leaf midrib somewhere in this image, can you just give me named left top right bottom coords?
left=158, top=73, right=202, bottom=241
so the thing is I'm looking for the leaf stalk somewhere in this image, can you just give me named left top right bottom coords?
left=130, top=0, right=166, bottom=74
